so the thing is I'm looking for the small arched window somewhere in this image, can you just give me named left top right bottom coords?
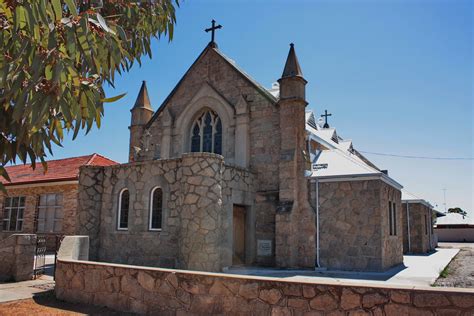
left=190, top=110, right=222, bottom=155
left=117, top=189, right=129, bottom=230
left=149, top=187, right=163, bottom=230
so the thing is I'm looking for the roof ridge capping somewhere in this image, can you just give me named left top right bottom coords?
left=86, top=153, right=119, bottom=166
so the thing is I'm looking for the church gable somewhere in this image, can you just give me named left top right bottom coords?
left=139, top=44, right=278, bottom=164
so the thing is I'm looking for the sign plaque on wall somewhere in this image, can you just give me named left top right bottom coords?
left=257, top=240, right=272, bottom=256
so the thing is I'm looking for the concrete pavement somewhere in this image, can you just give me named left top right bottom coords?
left=0, top=254, right=55, bottom=303
left=228, top=248, right=460, bottom=287
left=0, top=278, right=54, bottom=303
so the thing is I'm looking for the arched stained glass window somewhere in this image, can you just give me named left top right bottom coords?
left=202, top=112, right=213, bottom=152
left=214, top=118, right=222, bottom=155
left=189, top=110, right=222, bottom=155
left=118, top=189, right=129, bottom=230
left=149, top=187, right=163, bottom=230
left=191, top=122, right=201, bottom=152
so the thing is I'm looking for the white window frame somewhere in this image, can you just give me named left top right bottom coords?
left=2, top=196, right=25, bottom=232
left=117, top=188, right=129, bottom=231
left=149, top=187, right=163, bottom=231
left=37, top=193, right=63, bottom=233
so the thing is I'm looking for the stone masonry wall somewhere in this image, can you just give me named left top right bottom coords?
left=0, top=183, right=78, bottom=250
left=402, top=202, right=432, bottom=254
left=56, top=259, right=474, bottom=315
left=381, top=182, right=403, bottom=271
left=0, top=234, right=36, bottom=282
left=313, top=179, right=403, bottom=272
left=77, top=153, right=254, bottom=272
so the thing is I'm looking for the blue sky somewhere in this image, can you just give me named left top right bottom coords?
left=56, top=0, right=473, bottom=214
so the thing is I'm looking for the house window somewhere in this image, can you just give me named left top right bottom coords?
left=2, top=196, right=25, bottom=232
left=117, top=189, right=129, bottom=230
left=388, top=201, right=397, bottom=236
left=37, top=193, right=63, bottom=233
left=149, top=187, right=163, bottom=231
left=190, top=110, right=222, bottom=155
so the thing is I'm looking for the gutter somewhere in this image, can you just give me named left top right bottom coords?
left=2, top=178, right=78, bottom=189
left=310, top=178, right=323, bottom=270
left=314, top=172, right=403, bottom=190
left=316, top=178, right=321, bottom=268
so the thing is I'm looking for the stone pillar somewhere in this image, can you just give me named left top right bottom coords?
left=178, top=153, right=225, bottom=272
left=0, top=234, right=36, bottom=282
left=75, top=166, right=104, bottom=260
left=275, top=44, right=316, bottom=268
left=234, top=95, right=250, bottom=168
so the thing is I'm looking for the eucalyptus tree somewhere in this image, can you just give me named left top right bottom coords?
left=0, top=0, right=178, bottom=189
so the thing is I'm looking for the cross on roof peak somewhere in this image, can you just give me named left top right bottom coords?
left=205, top=19, right=222, bottom=46
left=321, top=109, right=332, bottom=128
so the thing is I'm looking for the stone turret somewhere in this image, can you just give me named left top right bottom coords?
left=275, top=44, right=316, bottom=268
left=129, top=81, right=154, bottom=162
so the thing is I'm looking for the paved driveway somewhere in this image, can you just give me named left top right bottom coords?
left=228, top=248, right=460, bottom=287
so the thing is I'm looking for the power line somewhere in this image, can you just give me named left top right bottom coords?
left=359, top=151, right=474, bottom=161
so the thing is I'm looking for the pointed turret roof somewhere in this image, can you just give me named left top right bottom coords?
left=281, top=43, right=303, bottom=78
left=133, top=81, right=152, bottom=110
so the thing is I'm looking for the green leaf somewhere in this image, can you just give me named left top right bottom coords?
left=45, top=64, right=53, bottom=80
left=100, top=93, right=126, bottom=103
left=51, top=0, right=62, bottom=21
left=64, top=0, right=78, bottom=17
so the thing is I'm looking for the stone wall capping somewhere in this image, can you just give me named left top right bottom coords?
left=56, top=258, right=474, bottom=294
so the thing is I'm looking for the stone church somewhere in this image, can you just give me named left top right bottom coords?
left=76, top=36, right=404, bottom=272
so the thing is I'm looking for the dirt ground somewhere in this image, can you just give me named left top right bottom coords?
left=434, top=243, right=474, bottom=288
left=0, top=291, right=135, bottom=316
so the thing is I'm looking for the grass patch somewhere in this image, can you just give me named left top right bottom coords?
left=439, top=266, right=450, bottom=278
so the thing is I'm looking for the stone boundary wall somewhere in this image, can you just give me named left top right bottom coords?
left=56, top=259, right=474, bottom=315
left=0, top=234, right=36, bottom=282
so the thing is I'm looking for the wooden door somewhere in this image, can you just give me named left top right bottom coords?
left=233, top=205, right=246, bottom=265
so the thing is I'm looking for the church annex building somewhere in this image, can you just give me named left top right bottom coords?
left=75, top=34, right=436, bottom=273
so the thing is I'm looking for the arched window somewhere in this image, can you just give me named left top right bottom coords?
left=190, top=110, right=222, bottom=155
left=149, top=187, right=163, bottom=230
left=117, top=189, right=129, bottom=230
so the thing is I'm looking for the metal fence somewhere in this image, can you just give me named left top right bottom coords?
left=33, top=235, right=46, bottom=279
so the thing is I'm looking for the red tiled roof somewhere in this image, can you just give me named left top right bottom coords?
left=2, top=153, right=118, bottom=186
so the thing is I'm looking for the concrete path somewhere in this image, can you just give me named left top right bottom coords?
left=228, top=248, right=460, bottom=287
left=0, top=254, right=55, bottom=303
left=0, top=278, right=54, bottom=303
left=388, top=248, right=459, bottom=286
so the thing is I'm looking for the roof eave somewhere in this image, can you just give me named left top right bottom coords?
left=312, top=172, right=403, bottom=190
